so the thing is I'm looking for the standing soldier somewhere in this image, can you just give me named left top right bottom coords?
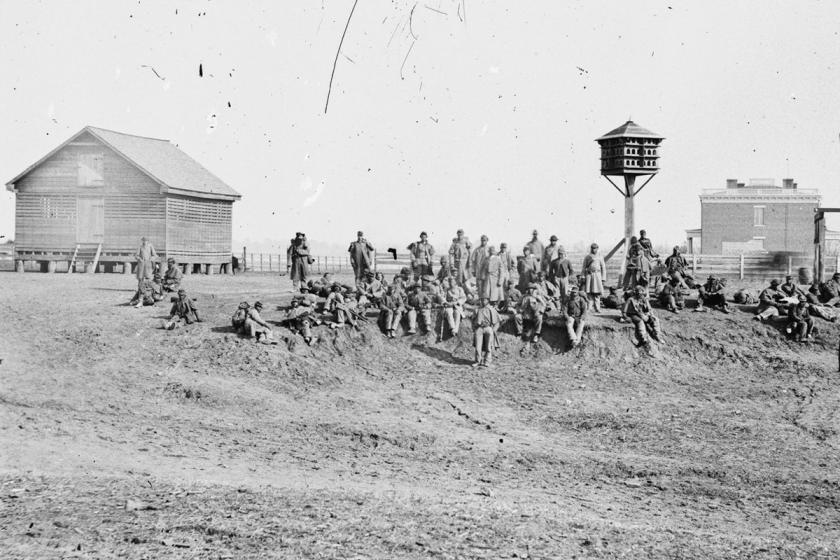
left=582, top=243, right=606, bottom=312
left=625, top=285, right=662, bottom=346
left=407, top=231, right=435, bottom=280
left=542, top=235, right=560, bottom=274
left=638, top=229, right=659, bottom=260
left=442, top=277, right=467, bottom=338
left=549, top=246, right=574, bottom=302
left=135, top=236, right=157, bottom=282
left=623, top=236, right=648, bottom=291
left=563, top=285, right=588, bottom=348
left=517, top=246, right=539, bottom=292
left=472, top=298, right=501, bottom=368
left=448, top=229, right=472, bottom=285
left=481, top=246, right=507, bottom=306
left=436, top=255, right=453, bottom=284
left=287, top=232, right=311, bottom=292
left=470, top=235, right=491, bottom=288
left=498, top=242, right=516, bottom=289
left=525, top=230, right=544, bottom=269
left=348, top=231, right=375, bottom=286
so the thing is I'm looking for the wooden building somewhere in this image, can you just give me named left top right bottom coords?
left=5, top=126, right=241, bottom=274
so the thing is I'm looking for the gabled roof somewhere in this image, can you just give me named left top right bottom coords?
left=596, top=120, right=664, bottom=142
left=6, top=126, right=241, bottom=200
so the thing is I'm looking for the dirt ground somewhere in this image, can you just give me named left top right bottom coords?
left=1, top=271, right=839, bottom=559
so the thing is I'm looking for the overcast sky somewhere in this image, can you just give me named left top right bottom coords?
left=2, top=1, right=839, bottom=254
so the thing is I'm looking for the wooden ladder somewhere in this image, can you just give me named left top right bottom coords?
left=89, top=243, right=103, bottom=274
left=67, top=244, right=80, bottom=273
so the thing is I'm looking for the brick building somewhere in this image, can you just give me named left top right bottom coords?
left=692, top=178, right=820, bottom=255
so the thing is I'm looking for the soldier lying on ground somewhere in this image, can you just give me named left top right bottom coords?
left=625, top=285, right=662, bottom=346
left=733, top=288, right=757, bottom=305
left=472, top=297, right=501, bottom=368
left=602, top=286, right=622, bottom=310
left=131, top=278, right=160, bottom=308
left=818, top=272, right=840, bottom=307
left=163, top=289, right=201, bottom=329
left=805, top=283, right=838, bottom=322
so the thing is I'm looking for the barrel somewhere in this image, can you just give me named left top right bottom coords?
left=797, top=266, right=813, bottom=285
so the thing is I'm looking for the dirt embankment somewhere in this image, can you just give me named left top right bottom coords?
left=1, top=273, right=839, bottom=559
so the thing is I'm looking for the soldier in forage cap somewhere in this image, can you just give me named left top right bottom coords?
left=542, top=235, right=560, bottom=274
left=348, top=230, right=375, bottom=286
left=754, top=279, right=784, bottom=321
left=162, top=257, right=183, bottom=293
left=287, top=232, right=311, bottom=292
left=625, top=285, right=662, bottom=346
left=448, top=229, right=472, bottom=286
left=407, top=231, right=435, bottom=281
left=163, top=289, right=200, bottom=330
left=525, top=230, right=544, bottom=268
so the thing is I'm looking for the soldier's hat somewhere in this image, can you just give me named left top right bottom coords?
left=254, top=301, right=263, bottom=309
left=785, top=274, right=793, bottom=280
left=420, top=231, right=428, bottom=237
left=834, top=272, right=840, bottom=278
left=457, top=228, right=464, bottom=234
left=177, top=288, right=186, bottom=295
left=770, top=279, right=780, bottom=286
left=500, top=242, right=508, bottom=248
left=550, top=235, right=558, bottom=242
left=527, top=283, right=538, bottom=290
left=238, top=301, right=250, bottom=309
left=557, top=245, right=566, bottom=253
left=357, top=230, right=364, bottom=236
left=570, top=284, right=579, bottom=292
left=480, top=234, right=489, bottom=241
left=634, top=285, right=646, bottom=295
left=167, top=257, right=176, bottom=264
left=798, top=295, right=807, bottom=302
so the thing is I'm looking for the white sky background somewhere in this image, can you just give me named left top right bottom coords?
left=1, top=0, right=840, bottom=254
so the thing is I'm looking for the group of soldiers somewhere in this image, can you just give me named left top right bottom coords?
left=128, top=236, right=200, bottom=329
left=751, top=272, right=840, bottom=342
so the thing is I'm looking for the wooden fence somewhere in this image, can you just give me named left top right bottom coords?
left=242, top=251, right=352, bottom=274
left=372, top=252, right=840, bottom=282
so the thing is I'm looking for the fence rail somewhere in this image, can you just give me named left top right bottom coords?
left=241, top=251, right=352, bottom=274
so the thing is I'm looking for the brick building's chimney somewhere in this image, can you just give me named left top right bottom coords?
left=726, top=178, right=738, bottom=189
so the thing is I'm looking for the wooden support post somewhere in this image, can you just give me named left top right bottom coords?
left=242, top=247, right=248, bottom=272
left=269, top=254, right=272, bottom=272
left=123, top=262, right=132, bottom=275
left=787, top=256, right=792, bottom=276
left=47, top=261, right=56, bottom=273
left=691, top=253, right=697, bottom=276
left=836, top=254, right=840, bottom=277
left=206, top=264, right=215, bottom=275
left=221, top=262, right=230, bottom=275
left=739, top=254, right=744, bottom=280
left=16, top=260, right=24, bottom=273
left=184, top=263, right=192, bottom=275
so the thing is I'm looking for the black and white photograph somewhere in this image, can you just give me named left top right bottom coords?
left=1, top=1, right=840, bottom=558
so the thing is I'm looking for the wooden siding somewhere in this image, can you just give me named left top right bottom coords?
left=165, top=196, right=233, bottom=263
left=14, top=193, right=76, bottom=251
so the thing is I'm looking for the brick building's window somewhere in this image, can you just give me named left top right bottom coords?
left=754, top=206, right=765, bottom=226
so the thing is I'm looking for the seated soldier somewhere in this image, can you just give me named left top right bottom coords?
left=500, top=284, right=522, bottom=314
left=163, top=289, right=200, bottom=329
left=284, top=295, right=317, bottom=345
left=379, top=284, right=405, bottom=338
left=406, top=284, right=433, bottom=334
left=325, top=285, right=357, bottom=329
left=365, top=272, right=386, bottom=308
left=514, top=283, right=546, bottom=342
left=441, top=277, right=467, bottom=337
left=563, top=285, right=588, bottom=347
left=422, top=275, right=444, bottom=300
left=231, top=301, right=250, bottom=333
left=664, top=246, right=693, bottom=289
left=779, top=275, right=805, bottom=299
left=535, top=271, right=559, bottom=308
left=658, top=276, right=685, bottom=313
left=245, top=301, right=275, bottom=342
left=436, top=256, right=453, bottom=285
left=462, top=275, right=479, bottom=304
left=696, top=275, right=730, bottom=313
left=472, top=297, right=501, bottom=368
left=787, top=297, right=815, bottom=342
left=162, top=258, right=183, bottom=292
left=602, top=286, right=622, bottom=310
left=625, top=285, right=662, bottom=346
left=131, top=278, right=158, bottom=308
left=754, top=279, right=784, bottom=321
